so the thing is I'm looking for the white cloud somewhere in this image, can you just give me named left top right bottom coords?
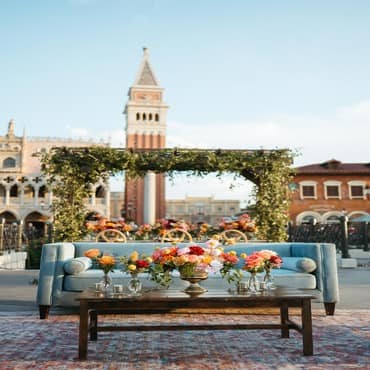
left=335, top=100, right=370, bottom=123
left=167, top=100, right=370, bottom=167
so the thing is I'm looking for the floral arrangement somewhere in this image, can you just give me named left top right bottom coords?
left=218, top=250, right=244, bottom=284
left=241, top=250, right=283, bottom=274
left=257, top=250, right=283, bottom=271
left=84, top=215, right=257, bottom=242
left=149, top=239, right=224, bottom=287
left=134, top=224, right=153, bottom=240
left=84, top=248, right=116, bottom=274
left=219, top=213, right=257, bottom=233
left=120, top=251, right=152, bottom=275
left=241, top=252, right=265, bottom=274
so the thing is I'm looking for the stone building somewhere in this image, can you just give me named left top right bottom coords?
left=123, top=48, right=169, bottom=224
left=0, top=119, right=110, bottom=232
left=289, top=159, right=370, bottom=224
left=166, top=196, right=240, bottom=226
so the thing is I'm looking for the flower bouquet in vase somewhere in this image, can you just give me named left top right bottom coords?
left=257, top=250, right=283, bottom=290
left=120, top=251, right=151, bottom=295
left=84, top=249, right=116, bottom=291
left=150, top=240, right=223, bottom=295
left=219, top=250, right=244, bottom=289
left=241, top=252, right=265, bottom=294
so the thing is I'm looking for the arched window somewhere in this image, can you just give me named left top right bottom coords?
left=136, top=112, right=140, bottom=120
left=149, top=113, right=153, bottom=121
left=143, top=113, right=147, bottom=121
left=10, top=184, right=18, bottom=197
left=24, top=185, right=35, bottom=198
left=3, top=157, right=16, bottom=168
left=155, top=113, right=159, bottom=122
left=95, top=185, right=105, bottom=198
left=38, top=185, right=47, bottom=198
left=0, top=184, right=5, bottom=199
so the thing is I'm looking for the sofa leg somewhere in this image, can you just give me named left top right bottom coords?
left=324, top=302, right=335, bottom=316
left=39, top=305, right=50, bottom=319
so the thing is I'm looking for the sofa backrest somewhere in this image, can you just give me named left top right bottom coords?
left=72, top=241, right=297, bottom=259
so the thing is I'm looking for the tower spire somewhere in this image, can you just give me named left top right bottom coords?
left=134, top=47, right=159, bottom=86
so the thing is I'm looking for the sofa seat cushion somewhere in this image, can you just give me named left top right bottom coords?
left=269, top=269, right=316, bottom=289
left=63, top=270, right=188, bottom=292
left=63, top=268, right=316, bottom=292
left=201, top=269, right=316, bottom=290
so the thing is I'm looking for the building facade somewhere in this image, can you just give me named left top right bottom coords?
left=289, top=159, right=370, bottom=224
left=0, top=119, right=110, bottom=232
left=124, top=48, right=169, bottom=224
left=166, top=196, right=240, bottom=226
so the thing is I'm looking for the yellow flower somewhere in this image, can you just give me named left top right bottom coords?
left=146, top=257, right=153, bottom=263
left=128, top=264, right=137, bottom=271
left=240, top=253, right=248, bottom=259
left=202, top=255, right=213, bottom=264
left=130, top=251, right=139, bottom=262
left=229, top=250, right=237, bottom=256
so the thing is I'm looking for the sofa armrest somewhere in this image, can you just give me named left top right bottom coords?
left=319, top=243, right=340, bottom=304
left=36, top=243, right=75, bottom=306
left=291, top=243, right=339, bottom=304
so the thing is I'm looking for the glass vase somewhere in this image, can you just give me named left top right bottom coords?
left=264, top=267, right=276, bottom=290
left=127, top=273, right=142, bottom=296
left=247, top=272, right=260, bottom=294
left=100, top=271, right=112, bottom=291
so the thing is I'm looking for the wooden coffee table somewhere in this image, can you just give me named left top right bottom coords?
left=77, top=288, right=315, bottom=360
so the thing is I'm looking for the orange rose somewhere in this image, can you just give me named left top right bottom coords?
left=98, top=255, right=116, bottom=266
left=84, top=248, right=100, bottom=259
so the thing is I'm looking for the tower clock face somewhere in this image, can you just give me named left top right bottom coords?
left=139, top=94, right=151, bottom=101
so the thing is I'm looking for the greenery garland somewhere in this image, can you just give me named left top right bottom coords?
left=40, top=147, right=294, bottom=242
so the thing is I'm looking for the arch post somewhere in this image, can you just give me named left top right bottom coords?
left=143, top=171, right=156, bottom=225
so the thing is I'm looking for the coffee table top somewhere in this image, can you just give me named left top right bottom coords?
left=78, top=288, right=316, bottom=303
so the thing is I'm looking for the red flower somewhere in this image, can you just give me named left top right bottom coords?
left=269, top=255, right=283, bottom=266
left=189, top=246, right=205, bottom=255
left=136, top=260, right=150, bottom=269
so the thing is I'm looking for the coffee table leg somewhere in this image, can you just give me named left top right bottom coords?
left=301, top=298, right=313, bottom=355
left=90, top=311, right=98, bottom=341
left=79, top=301, right=89, bottom=360
left=280, top=303, right=289, bottom=338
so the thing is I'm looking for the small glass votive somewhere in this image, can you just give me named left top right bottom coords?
left=95, top=282, right=104, bottom=292
left=113, top=284, right=123, bottom=294
left=259, top=281, right=267, bottom=291
left=237, top=282, right=248, bottom=293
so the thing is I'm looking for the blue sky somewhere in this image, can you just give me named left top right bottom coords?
left=1, top=0, right=369, bottom=203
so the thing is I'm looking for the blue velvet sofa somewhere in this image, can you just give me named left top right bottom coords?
left=36, top=242, right=339, bottom=319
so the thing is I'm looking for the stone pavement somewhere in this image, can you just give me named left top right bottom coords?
left=0, top=264, right=369, bottom=314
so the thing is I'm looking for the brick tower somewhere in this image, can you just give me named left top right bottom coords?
left=124, top=48, right=169, bottom=224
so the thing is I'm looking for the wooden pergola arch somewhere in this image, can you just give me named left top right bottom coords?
left=40, top=147, right=294, bottom=242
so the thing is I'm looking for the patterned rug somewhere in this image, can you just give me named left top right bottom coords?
left=0, top=310, right=369, bottom=370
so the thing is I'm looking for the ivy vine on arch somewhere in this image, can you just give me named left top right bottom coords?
left=40, top=147, right=294, bottom=242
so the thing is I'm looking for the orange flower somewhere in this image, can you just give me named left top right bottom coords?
left=98, top=255, right=116, bottom=266
left=84, top=248, right=100, bottom=259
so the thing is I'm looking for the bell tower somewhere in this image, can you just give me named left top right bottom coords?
left=124, top=48, right=169, bottom=224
